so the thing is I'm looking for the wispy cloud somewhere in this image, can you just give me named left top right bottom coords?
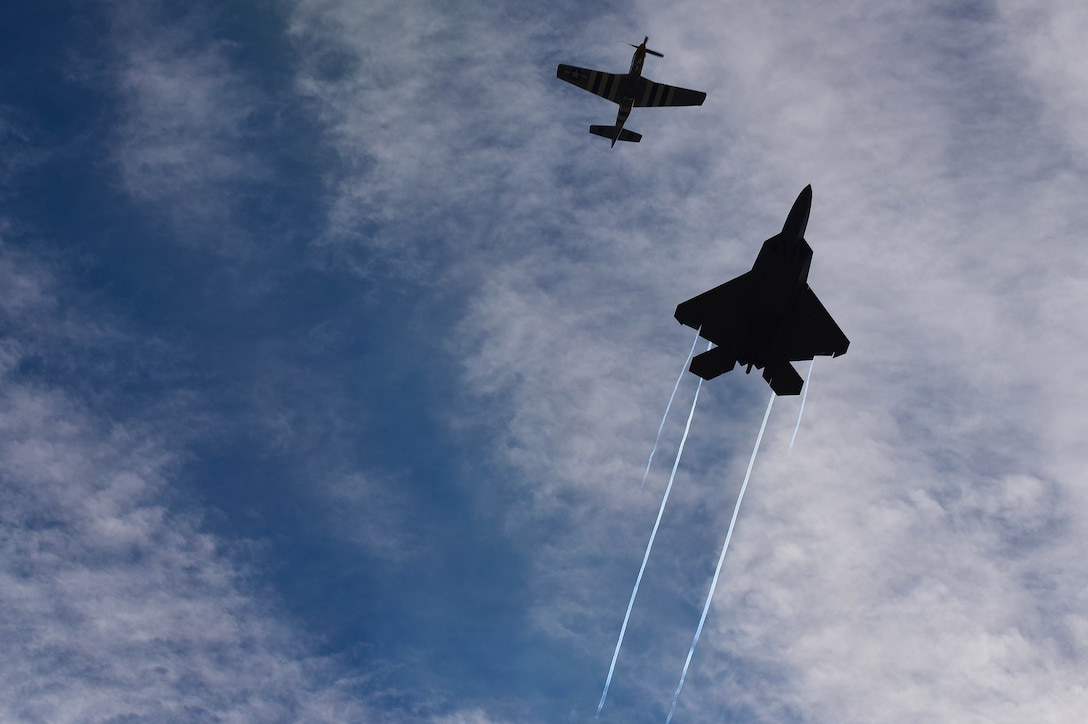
left=105, top=1, right=285, bottom=256
left=0, top=238, right=374, bottom=721
left=6, top=0, right=1087, bottom=720
left=286, top=0, right=1088, bottom=719
left=999, top=0, right=1088, bottom=157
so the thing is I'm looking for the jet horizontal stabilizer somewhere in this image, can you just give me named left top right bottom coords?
left=762, top=361, right=804, bottom=396
left=689, top=346, right=737, bottom=381
left=589, top=125, right=642, bottom=143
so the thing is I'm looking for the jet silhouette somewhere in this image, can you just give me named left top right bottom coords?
left=674, top=186, right=849, bottom=395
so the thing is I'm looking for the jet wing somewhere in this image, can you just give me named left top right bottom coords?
left=556, top=64, right=622, bottom=103
left=674, top=270, right=754, bottom=344
left=779, top=285, right=850, bottom=360
left=634, top=78, right=707, bottom=107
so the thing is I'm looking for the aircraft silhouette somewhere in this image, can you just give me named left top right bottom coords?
left=556, top=37, right=707, bottom=147
left=674, top=186, right=849, bottom=395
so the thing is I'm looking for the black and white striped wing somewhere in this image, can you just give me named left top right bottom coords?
left=556, top=64, right=622, bottom=103
left=634, top=79, right=707, bottom=107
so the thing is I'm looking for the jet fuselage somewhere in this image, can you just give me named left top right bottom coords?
left=747, top=186, right=813, bottom=340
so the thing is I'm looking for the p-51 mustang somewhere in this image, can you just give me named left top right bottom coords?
left=556, top=37, right=707, bottom=147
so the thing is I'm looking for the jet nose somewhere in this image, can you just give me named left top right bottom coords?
left=781, top=185, right=812, bottom=240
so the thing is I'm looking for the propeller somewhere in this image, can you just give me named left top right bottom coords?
left=626, top=36, right=664, bottom=57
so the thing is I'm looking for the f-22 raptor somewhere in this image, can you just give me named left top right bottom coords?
left=556, top=37, right=706, bottom=147
left=674, top=186, right=849, bottom=395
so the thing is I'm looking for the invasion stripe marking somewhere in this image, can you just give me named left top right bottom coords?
left=652, top=83, right=667, bottom=107
left=604, top=74, right=619, bottom=101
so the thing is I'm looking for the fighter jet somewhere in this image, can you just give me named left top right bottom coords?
left=556, top=37, right=707, bottom=147
left=674, top=186, right=849, bottom=395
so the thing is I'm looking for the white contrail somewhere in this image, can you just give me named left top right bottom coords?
left=665, top=391, right=775, bottom=724
left=788, top=358, right=815, bottom=454
left=642, top=328, right=703, bottom=489
left=596, top=342, right=711, bottom=719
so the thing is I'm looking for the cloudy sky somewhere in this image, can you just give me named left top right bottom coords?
left=2, top=0, right=1087, bottom=721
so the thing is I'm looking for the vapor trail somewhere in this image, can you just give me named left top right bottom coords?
left=788, top=359, right=815, bottom=454
left=665, top=391, right=776, bottom=724
left=596, top=341, right=711, bottom=719
left=641, top=328, right=703, bottom=489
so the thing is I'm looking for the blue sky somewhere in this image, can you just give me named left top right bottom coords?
left=2, top=0, right=1087, bottom=721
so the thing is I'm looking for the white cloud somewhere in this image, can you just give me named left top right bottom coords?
left=286, top=0, right=1088, bottom=720
left=0, top=240, right=373, bottom=721
left=106, top=1, right=269, bottom=247
left=431, top=710, right=512, bottom=724
left=999, top=0, right=1088, bottom=159
left=23, top=0, right=1080, bottom=719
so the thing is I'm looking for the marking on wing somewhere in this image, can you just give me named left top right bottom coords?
left=606, top=74, right=620, bottom=102
left=588, top=71, right=601, bottom=94
left=639, top=81, right=653, bottom=106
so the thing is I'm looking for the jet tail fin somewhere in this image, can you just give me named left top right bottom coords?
left=762, top=361, right=804, bottom=396
left=589, top=125, right=642, bottom=143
